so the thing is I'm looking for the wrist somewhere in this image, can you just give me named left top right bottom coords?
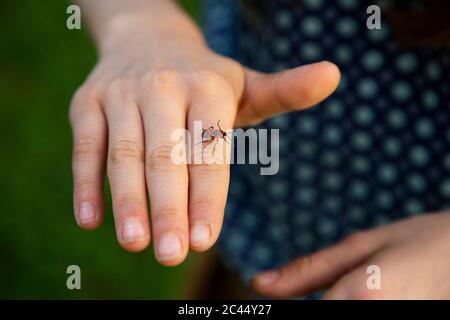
left=96, top=11, right=205, bottom=56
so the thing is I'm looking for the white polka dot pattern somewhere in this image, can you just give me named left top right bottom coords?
left=203, top=0, right=450, bottom=283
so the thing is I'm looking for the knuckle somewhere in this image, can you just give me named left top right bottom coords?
left=141, top=69, right=184, bottom=92
left=189, top=163, right=227, bottom=175
left=192, top=69, right=223, bottom=83
left=146, top=144, right=179, bottom=171
left=189, top=200, right=214, bottom=216
left=115, top=195, right=145, bottom=213
left=191, top=70, right=233, bottom=95
left=154, top=207, right=180, bottom=219
left=69, top=84, right=102, bottom=120
left=73, top=178, right=96, bottom=192
left=103, top=78, right=134, bottom=103
left=109, top=139, right=144, bottom=165
left=72, top=84, right=100, bottom=104
left=296, top=83, right=315, bottom=104
left=152, top=206, right=183, bottom=227
left=276, top=70, right=310, bottom=105
left=108, top=78, right=127, bottom=89
left=287, top=256, right=313, bottom=278
left=73, top=136, right=102, bottom=157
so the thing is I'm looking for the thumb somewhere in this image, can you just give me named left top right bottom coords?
left=235, top=61, right=340, bottom=127
left=251, top=231, right=383, bottom=298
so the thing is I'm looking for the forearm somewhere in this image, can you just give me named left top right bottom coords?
left=75, top=0, right=205, bottom=54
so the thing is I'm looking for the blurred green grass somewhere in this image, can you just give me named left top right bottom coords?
left=0, top=0, right=200, bottom=299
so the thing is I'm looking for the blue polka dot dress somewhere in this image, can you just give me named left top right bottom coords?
left=202, top=0, right=450, bottom=284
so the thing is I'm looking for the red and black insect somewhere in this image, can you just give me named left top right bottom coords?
left=199, top=120, right=231, bottom=148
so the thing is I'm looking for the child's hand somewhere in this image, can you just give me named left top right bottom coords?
left=69, top=17, right=340, bottom=265
left=253, top=212, right=450, bottom=299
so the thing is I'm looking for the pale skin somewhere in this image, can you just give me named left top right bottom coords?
left=70, top=0, right=340, bottom=266
left=72, top=1, right=450, bottom=299
left=253, top=213, right=450, bottom=299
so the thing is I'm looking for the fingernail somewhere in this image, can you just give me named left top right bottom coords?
left=122, top=218, right=146, bottom=243
left=190, top=224, right=211, bottom=247
left=78, top=201, right=96, bottom=225
left=157, top=233, right=182, bottom=261
left=256, top=270, right=279, bottom=286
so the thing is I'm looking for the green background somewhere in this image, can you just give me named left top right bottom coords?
left=0, top=0, right=201, bottom=299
